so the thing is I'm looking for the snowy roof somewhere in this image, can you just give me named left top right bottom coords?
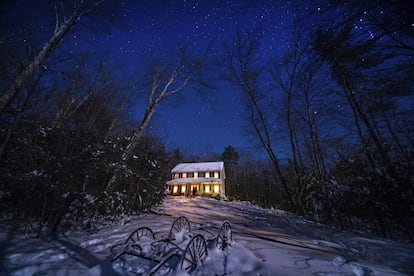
left=171, top=161, right=224, bottom=173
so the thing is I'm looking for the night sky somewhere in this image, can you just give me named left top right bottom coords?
left=2, top=0, right=324, bottom=155
left=69, top=0, right=313, bottom=155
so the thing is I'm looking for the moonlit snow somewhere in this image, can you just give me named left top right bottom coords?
left=1, top=196, right=413, bottom=275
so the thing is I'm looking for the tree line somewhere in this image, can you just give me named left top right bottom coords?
left=1, top=0, right=413, bottom=240
left=221, top=1, right=413, bottom=240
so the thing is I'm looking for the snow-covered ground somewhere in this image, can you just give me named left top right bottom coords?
left=1, top=196, right=413, bottom=275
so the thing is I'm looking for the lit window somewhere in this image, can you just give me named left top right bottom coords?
left=173, top=186, right=178, bottom=193
left=205, top=172, right=210, bottom=178
left=205, top=185, right=210, bottom=193
left=183, top=172, right=187, bottom=178
left=213, top=185, right=220, bottom=193
left=181, top=185, right=186, bottom=193
left=194, top=172, right=198, bottom=178
left=175, top=173, right=179, bottom=179
left=214, top=171, right=219, bottom=178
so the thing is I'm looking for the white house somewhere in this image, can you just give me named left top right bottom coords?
left=166, top=161, right=226, bottom=197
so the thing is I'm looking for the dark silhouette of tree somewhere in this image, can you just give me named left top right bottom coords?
left=0, top=0, right=105, bottom=114
left=224, top=29, right=296, bottom=211
left=105, top=46, right=210, bottom=192
left=220, top=145, right=239, bottom=197
left=313, top=6, right=414, bottom=239
left=0, top=52, right=171, bottom=234
left=268, top=21, right=307, bottom=174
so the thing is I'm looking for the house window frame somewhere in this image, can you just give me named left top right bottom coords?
left=213, top=184, right=220, bottom=194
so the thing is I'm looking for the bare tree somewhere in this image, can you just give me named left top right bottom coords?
left=313, top=7, right=414, bottom=238
left=268, top=22, right=307, bottom=174
left=296, top=60, right=328, bottom=177
left=314, top=25, right=394, bottom=172
left=224, top=29, right=296, bottom=210
left=0, top=74, right=40, bottom=158
left=0, top=0, right=104, bottom=114
left=105, top=47, right=209, bottom=191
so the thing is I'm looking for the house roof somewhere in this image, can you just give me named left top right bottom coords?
left=171, top=161, right=224, bottom=173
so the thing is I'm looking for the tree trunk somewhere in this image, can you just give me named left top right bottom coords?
left=381, top=107, right=406, bottom=155
left=0, top=4, right=89, bottom=113
left=248, top=96, right=296, bottom=211
left=287, top=91, right=300, bottom=173
left=104, top=53, right=196, bottom=192
left=105, top=106, right=158, bottom=192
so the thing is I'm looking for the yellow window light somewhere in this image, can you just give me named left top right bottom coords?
left=213, top=185, right=220, bottom=194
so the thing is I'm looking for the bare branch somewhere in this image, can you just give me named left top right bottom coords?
left=0, top=0, right=103, bottom=114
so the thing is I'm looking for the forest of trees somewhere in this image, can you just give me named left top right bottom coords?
left=221, top=1, right=413, bottom=240
left=1, top=1, right=413, bottom=240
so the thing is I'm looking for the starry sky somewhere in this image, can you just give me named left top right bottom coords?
left=95, top=0, right=303, bottom=155
left=2, top=0, right=325, bottom=155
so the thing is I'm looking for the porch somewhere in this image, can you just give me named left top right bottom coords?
left=168, top=182, right=222, bottom=196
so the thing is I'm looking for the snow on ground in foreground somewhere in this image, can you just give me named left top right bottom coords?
left=1, top=196, right=413, bottom=275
